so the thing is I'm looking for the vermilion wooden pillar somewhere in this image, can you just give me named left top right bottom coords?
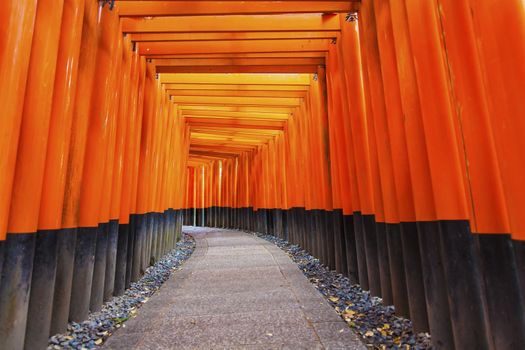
left=0, top=0, right=38, bottom=248
left=109, top=38, right=134, bottom=296
left=0, top=0, right=64, bottom=347
left=51, top=0, right=99, bottom=335
left=403, top=0, right=490, bottom=348
left=337, top=16, right=373, bottom=291
left=70, top=3, right=120, bottom=322
left=464, top=1, right=525, bottom=348
left=91, top=29, right=123, bottom=314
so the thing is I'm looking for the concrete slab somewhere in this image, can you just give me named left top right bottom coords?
left=162, top=288, right=300, bottom=317
left=313, top=322, right=367, bottom=350
left=102, top=227, right=365, bottom=350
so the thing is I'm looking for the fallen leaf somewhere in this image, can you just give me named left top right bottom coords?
left=113, top=316, right=129, bottom=323
left=95, top=339, right=103, bottom=345
left=329, top=296, right=340, bottom=303
left=343, top=309, right=356, bottom=317
left=365, top=331, right=374, bottom=337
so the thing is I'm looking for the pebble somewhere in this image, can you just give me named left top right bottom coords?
left=48, top=234, right=195, bottom=349
left=253, top=232, right=433, bottom=350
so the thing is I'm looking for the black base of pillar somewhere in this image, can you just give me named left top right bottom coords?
left=0, top=240, right=4, bottom=289
left=308, top=210, right=318, bottom=260
left=287, top=208, right=296, bottom=246
left=126, top=214, right=137, bottom=288
left=353, top=212, right=369, bottom=290
left=324, top=210, right=336, bottom=270
left=401, top=222, right=430, bottom=334
left=376, top=221, right=393, bottom=305
left=274, top=209, right=283, bottom=239
left=144, top=213, right=154, bottom=270
left=0, top=233, right=36, bottom=349
left=303, top=209, right=312, bottom=253
left=204, top=207, right=210, bottom=227
left=309, top=210, right=319, bottom=260
left=131, top=214, right=145, bottom=283
left=362, top=214, right=381, bottom=296
left=50, top=228, right=77, bottom=335
left=152, top=213, right=160, bottom=262
left=25, top=229, right=59, bottom=349
left=305, top=209, right=318, bottom=263
left=333, top=209, right=347, bottom=275
left=267, top=208, right=275, bottom=235
left=149, top=214, right=158, bottom=271
left=170, top=208, right=177, bottom=248
left=196, top=208, right=204, bottom=227
left=295, top=208, right=304, bottom=248
left=69, top=227, right=97, bottom=322
left=385, top=223, right=409, bottom=319
left=478, top=234, right=525, bottom=350
left=114, top=223, right=129, bottom=296
left=157, top=212, right=163, bottom=258
left=416, top=221, right=450, bottom=343
left=343, top=214, right=358, bottom=284
left=513, top=240, right=525, bottom=312
left=439, top=220, right=489, bottom=349
left=162, top=210, right=170, bottom=254
left=90, top=222, right=108, bottom=312
left=282, top=209, right=288, bottom=241
left=176, top=209, right=182, bottom=242
left=103, top=219, right=119, bottom=301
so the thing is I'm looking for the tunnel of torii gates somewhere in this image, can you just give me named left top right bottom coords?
left=0, top=0, right=524, bottom=349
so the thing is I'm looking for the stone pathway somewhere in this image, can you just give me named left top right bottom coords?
left=103, top=227, right=365, bottom=349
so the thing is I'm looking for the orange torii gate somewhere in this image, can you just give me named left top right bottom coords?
left=0, top=1, right=524, bottom=349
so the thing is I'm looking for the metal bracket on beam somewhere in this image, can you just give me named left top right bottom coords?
left=346, top=12, right=358, bottom=22
left=100, top=0, right=115, bottom=10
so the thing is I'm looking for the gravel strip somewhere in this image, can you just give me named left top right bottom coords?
left=254, top=232, right=433, bottom=350
left=48, top=234, right=195, bottom=350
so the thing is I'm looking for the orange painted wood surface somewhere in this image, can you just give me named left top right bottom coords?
left=1, top=0, right=524, bottom=240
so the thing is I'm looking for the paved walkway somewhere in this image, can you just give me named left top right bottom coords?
left=103, top=227, right=365, bottom=349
